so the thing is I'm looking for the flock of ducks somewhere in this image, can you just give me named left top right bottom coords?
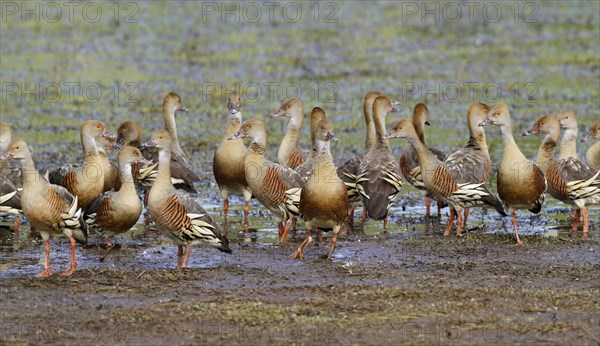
left=0, top=91, right=599, bottom=277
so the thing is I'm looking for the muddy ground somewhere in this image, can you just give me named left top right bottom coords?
left=1, top=214, right=599, bottom=346
left=1, top=1, right=599, bottom=345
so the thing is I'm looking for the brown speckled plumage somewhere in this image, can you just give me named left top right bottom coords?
left=387, top=118, right=505, bottom=237
left=84, top=146, right=144, bottom=242
left=148, top=130, right=231, bottom=268
left=5, top=139, right=87, bottom=276
left=480, top=103, right=547, bottom=244
left=272, top=99, right=307, bottom=170
left=230, top=119, right=302, bottom=242
left=356, top=96, right=402, bottom=223
left=292, top=119, right=348, bottom=259
left=47, top=120, right=113, bottom=208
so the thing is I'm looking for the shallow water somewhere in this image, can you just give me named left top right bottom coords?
left=0, top=193, right=597, bottom=278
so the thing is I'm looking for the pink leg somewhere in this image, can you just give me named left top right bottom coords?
left=383, top=213, right=388, bottom=234
left=177, top=245, right=183, bottom=269
left=511, top=211, right=523, bottom=246
left=36, top=239, right=52, bottom=277
left=328, top=230, right=339, bottom=260
left=243, top=200, right=249, bottom=229
left=425, top=196, right=431, bottom=217
left=292, top=217, right=297, bottom=231
left=581, top=207, right=589, bottom=238
left=289, top=229, right=312, bottom=259
left=278, top=221, right=284, bottom=240
left=456, top=211, right=463, bottom=237
left=105, top=239, right=113, bottom=248
left=223, top=198, right=229, bottom=226
left=279, top=221, right=291, bottom=243
left=347, top=207, right=355, bottom=233
left=463, top=208, right=470, bottom=228
left=444, top=209, right=456, bottom=236
left=60, top=237, right=77, bottom=276
left=13, top=215, right=20, bottom=239
left=360, top=208, right=367, bottom=231
left=570, top=209, right=581, bottom=234
left=183, top=244, right=191, bottom=268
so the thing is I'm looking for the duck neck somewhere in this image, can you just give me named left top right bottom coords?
left=155, top=147, right=173, bottom=192
left=314, top=140, right=336, bottom=179
left=407, top=132, right=437, bottom=174
left=558, top=128, right=578, bottom=160
left=373, top=108, right=390, bottom=150
left=81, top=133, right=99, bottom=156
left=248, top=133, right=267, bottom=157
left=413, top=119, right=426, bottom=145
left=117, top=162, right=137, bottom=195
left=224, top=113, right=243, bottom=138
left=316, top=139, right=332, bottom=160
left=499, top=122, right=526, bottom=162
left=163, top=107, right=182, bottom=153
left=535, top=130, right=559, bottom=173
left=278, top=111, right=303, bottom=163
left=283, top=112, right=304, bottom=147
left=468, top=118, right=490, bottom=160
left=21, top=154, right=44, bottom=189
left=364, top=103, right=376, bottom=150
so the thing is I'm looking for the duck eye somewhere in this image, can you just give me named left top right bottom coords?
left=15, top=146, right=19, bottom=150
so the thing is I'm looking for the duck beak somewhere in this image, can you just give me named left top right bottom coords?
left=390, top=101, right=400, bottom=113
left=522, top=128, right=539, bottom=136
left=102, top=130, right=116, bottom=140
left=137, top=156, right=151, bottom=165
left=142, top=139, right=157, bottom=148
left=178, top=106, right=189, bottom=113
left=0, top=153, right=13, bottom=160
left=326, top=132, right=339, bottom=142
left=478, top=118, right=494, bottom=127
left=424, top=121, right=431, bottom=126
left=582, top=133, right=592, bottom=142
left=384, top=131, right=396, bottom=139
left=228, top=131, right=246, bottom=140
left=228, top=103, right=240, bottom=114
left=271, top=109, right=285, bottom=117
